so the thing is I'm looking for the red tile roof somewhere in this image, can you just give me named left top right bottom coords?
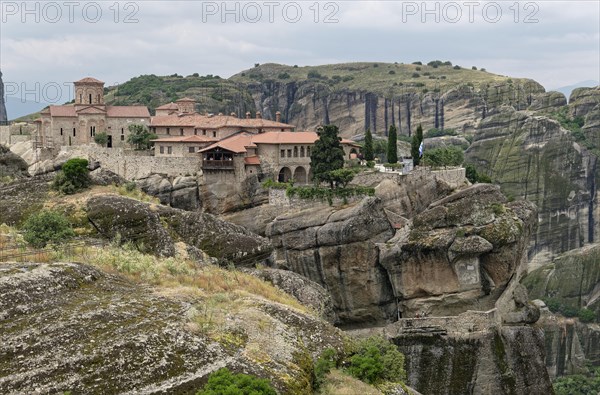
left=156, top=102, right=179, bottom=110
left=150, top=113, right=293, bottom=129
left=74, top=77, right=104, bottom=84
left=106, top=106, right=150, bottom=118
left=199, top=132, right=256, bottom=154
left=176, top=97, right=195, bottom=102
left=151, top=135, right=218, bottom=143
left=244, top=156, right=261, bottom=165
left=44, top=105, right=149, bottom=118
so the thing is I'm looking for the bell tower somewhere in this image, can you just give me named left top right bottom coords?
left=74, top=77, right=105, bottom=106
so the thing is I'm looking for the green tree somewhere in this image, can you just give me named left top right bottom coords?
left=53, top=158, right=90, bottom=194
left=411, top=124, right=424, bottom=166
left=127, top=124, right=157, bottom=150
left=196, top=368, right=276, bottom=395
left=363, top=128, right=374, bottom=161
left=94, top=132, right=108, bottom=146
left=387, top=125, right=398, bottom=164
left=422, top=147, right=464, bottom=168
left=310, top=125, right=345, bottom=189
left=329, top=168, right=355, bottom=188
left=22, top=210, right=75, bottom=248
left=347, top=336, right=406, bottom=385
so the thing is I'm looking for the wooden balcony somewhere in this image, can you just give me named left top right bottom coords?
left=202, top=159, right=234, bottom=170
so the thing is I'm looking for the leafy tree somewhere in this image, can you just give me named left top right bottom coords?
left=94, top=132, right=108, bottom=146
left=578, top=308, right=596, bottom=323
left=347, top=336, right=406, bottom=385
left=363, top=128, right=374, bottom=161
left=411, top=125, right=424, bottom=166
left=387, top=125, right=398, bottom=164
left=22, top=210, right=75, bottom=248
left=53, top=158, right=90, bottom=194
left=422, top=147, right=464, bottom=168
left=310, top=125, right=345, bottom=189
left=196, top=368, right=276, bottom=395
left=127, top=124, right=157, bottom=150
left=329, top=168, right=355, bottom=188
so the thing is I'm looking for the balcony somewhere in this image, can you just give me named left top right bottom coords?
left=202, top=159, right=234, bottom=170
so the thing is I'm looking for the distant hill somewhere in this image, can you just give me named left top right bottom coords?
left=552, top=80, right=599, bottom=101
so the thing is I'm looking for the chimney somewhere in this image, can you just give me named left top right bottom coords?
left=275, top=111, right=281, bottom=122
left=246, top=111, right=251, bottom=119
left=256, top=111, right=262, bottom=119
left=230, top=112, right=236, bottom=117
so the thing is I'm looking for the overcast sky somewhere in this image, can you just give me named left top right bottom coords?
left=1, top=0, right=599, bottom=105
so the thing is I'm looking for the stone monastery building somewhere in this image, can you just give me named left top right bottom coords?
left=35, top=77, right=360, bottom=183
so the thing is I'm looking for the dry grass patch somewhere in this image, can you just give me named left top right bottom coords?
left=319, top=369, right=383, bottom=395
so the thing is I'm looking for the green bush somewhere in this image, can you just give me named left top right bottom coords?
left=422, top=147, right=464, bottom=168
left=347, top=336, right=406, bottom=385
left=314, top=348, right=337, bottom=390
left=553, top=367, right=600, bottom=395
left=424, top=128, right=457, bottom=138
left=578, top=308, right=596, bottom=323
left=53, top=158, right=90, bottom=194
left=22, top=210, right=75, bottom=248
left=196, top=368, right=276, bottom=395
left=94, top=132, right=108, bottom=146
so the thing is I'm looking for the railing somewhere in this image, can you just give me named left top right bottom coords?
left=202, top=159, right=234, bottom=169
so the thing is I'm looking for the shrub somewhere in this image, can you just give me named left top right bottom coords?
left=94, top=132, right=108, bottom=146
left=422, top=147, right=464, bottom=168
left=314, top=348, right=337, bottom=390
left=425, top=128, right=457, bottom=138
left=22, top=210, right=75, bottom=248
left=196, top=367, right=276, bottom=395
left=578, top=308, right=596, bottom=323
left=388, top=70, right=395, bottom=75
left=278, top=72, right=290, bottom=79
left=347, top=336, right=406, bottom=385
left=412, top=73, right=420, bottom=78
left=53, top=158, right=90, bottom=194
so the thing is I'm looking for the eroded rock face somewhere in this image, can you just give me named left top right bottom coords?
left=380, top=184, right=537, bottom=317
left=0, top=145, right=28, bottom=180
left=465, top=107, right=598, bottom=263
left=86, top=195, right=271, bottom=263
left=0, top=262, right=344, bottom=394
left=136, top=174, right=201, bottom=211
left=0, top=71, right=7, bottom=122
left=267, top=197, right=396, bottom=325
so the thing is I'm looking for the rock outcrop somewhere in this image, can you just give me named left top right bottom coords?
left=136, top=174, right=202, bottom=212
left=466, top=107, right=598, bottom=263
left=0, top=71, right=7, bottom=122
left=0, top=145, right=29, bottom=180
left=86, top=195, right=271, bottom=263
left=0, top=262, right=344, bottom=394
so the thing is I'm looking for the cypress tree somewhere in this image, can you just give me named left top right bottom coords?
left=411, top=124, right=424, bottom=166
left=387, top=125, right=398, bottom=164
left=310, top=125, right=345, bottom=188
left=364, top=128, right=374, bottom=161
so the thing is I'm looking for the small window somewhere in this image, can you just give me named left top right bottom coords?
left=167, top=146, right=172, bottom=154
left=300, top=146, right=304, bottom=157
left=293, top=146, right=298, bottom=157
left=194, top=129, right=198, bottom=135
left=280, top=150, right=285, bottom=158
left=120, top=135, right=124, bottom=141
left=180, top=128, right=184, bottom=136
left=307, top=147, right=311, bottom=157
left=73, top=128, right=76, bottom=137
left=189, top=147, right=195, bottom=153
left=121, top=128, right=124, bottom=134
left=212, top=131, right=217, bottom=138
left=60, top=128, right=63, bottom=136
left=166, top=128, right=170, bottom=135
left=287, top=149, right=292, bottom=157
left=281, top=128, right=284, bottom=131
left=160, top=146, right=164, bottom=154
left=202, top=129, right=206, bottom=135
left=89, top=94, right=92, bottom=104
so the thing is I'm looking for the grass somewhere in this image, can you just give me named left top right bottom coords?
left=318, top=369, right=383, bottom=395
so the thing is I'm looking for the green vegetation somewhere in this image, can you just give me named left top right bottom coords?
left=542, top=297, right=596, bottom=322
left=553, top=367, right=600, bottom=395
left=313, top=337, right=407, bottom=393
left=127, top=124, right=157, bottom=150
left=196, top=367, right=276, bottom=395
left=286, top=185, right=375, bottom=206
left=53, top=158, right=91, bottom=194
left=364, top=129, right=374, bottom=161
left=424, top=128, right=457, bottom=138
left=465, top=163, right=492, bottom=184
left=94, top=132, right=109, bottom=146
left=310, top=125, right=345, bottom=189
left=328, top=168, right=356, bottom=188
left=387, top=125, right=398, bottom=164
left=21, top=210, right=75, bottom=248
left=411, top=125, right=424, bottom=166
left=422, top=147, right=464, bottom=168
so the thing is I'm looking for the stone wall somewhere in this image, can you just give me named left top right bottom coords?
left=60, top=145, right=200, bottom=179
left=0, top=126, right=9, bottom=145
left=351, top=167, right=466, bottom=189
left=268, top=188, right=362, bottom=208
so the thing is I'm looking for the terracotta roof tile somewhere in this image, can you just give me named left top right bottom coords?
left=74, top=77, right=104, bottom=84
left=176, top=97, right=195, bottom=102
left=150, top=114, right=293, bottom=129
left=48, top=106, right=76, bottom=117
left=76, top=106, right=107, bottom=115
left=151, top=135, right=218, bottom=143
left=155, top=102, right=179, bottom=110
left=106, top=106, right=150, bottom=118
left=199, top=132, right=256, bottom=154
left=244, top=156, right=261, bottom=165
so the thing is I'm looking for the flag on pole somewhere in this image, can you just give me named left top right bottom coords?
left=419, top=141, right=424, bottom=157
